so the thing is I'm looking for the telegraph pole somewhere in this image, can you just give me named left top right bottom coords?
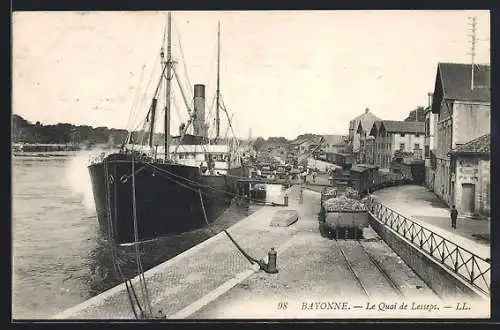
left=468, top=16, right=477, bottom=91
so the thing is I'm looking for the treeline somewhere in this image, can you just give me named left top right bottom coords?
left=11, top=114, right=166, bottom=147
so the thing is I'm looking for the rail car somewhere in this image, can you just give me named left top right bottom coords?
left=347, top=160, right=425, bottom=197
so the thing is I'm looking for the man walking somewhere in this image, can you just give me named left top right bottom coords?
left=450, top=205, right=458, bottom=229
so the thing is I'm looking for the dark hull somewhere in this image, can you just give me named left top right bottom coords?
left=88, top=153, right=246, bottom=244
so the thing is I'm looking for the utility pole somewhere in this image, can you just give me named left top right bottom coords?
left=215, top=21, right=221, bottom=141
left=468, top=16, right=477, bottom=91
left=164, top=12, right=172, bottom=161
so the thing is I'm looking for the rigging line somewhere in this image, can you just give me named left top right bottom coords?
left=131, top=156, right=153, bottom=317
left=129, top=55, right=161, bottom=132
left=128, top=27, right=169, bottom=130
left=171, top=95, right=185, bottom=136
left=171, top=65, right=193, bottom=116
left=173, top=17, right=194, bottom=102
left=149, top=166, right=280, bottom=206
left=204, top=39, right=218, bottom=108
left=143, top=162, right=267, bottom=202
left=174, top=118, right=194, bottom=155
left=220, top=96, right=238, bottom=144
left=124, top=65, right=147, bottom=143
left=103, top=161, right=142, bottom=318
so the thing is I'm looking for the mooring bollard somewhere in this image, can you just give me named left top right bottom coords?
left=299, top=186, right=304, bottom=204
left=267, top=247, right=278, bottom=273
left=284, top=194, right=289, bottom=206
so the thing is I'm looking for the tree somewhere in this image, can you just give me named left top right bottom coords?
left=253, top=137, right=266, bottom=151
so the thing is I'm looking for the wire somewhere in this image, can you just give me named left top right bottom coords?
left=143, top=161, right=286, bottom=206
left=103, top=160, right=144, bottom=319
left=131, top=157, right=153, bottom=317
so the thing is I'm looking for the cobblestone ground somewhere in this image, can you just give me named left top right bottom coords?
left=58, top=185, right=456, bottom=320
left=190, top=191, right=436, bottom=319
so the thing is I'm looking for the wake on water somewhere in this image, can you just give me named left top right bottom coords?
left=64, top=149, right=111, bottom=211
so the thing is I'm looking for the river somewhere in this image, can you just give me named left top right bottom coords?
left=12, top=151, right=273, bottom=319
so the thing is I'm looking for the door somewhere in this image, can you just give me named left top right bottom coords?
left=461, top=183, right=475, bottom=214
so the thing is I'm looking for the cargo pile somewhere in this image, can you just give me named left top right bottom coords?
left=344, top=187, right=359, bottom=199
left=322, top=187, right=338, bottom=198
left=322, top=195, right=366, bottom=212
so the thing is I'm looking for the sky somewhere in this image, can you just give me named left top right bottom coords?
left=12, top=10, right=490, bottom=140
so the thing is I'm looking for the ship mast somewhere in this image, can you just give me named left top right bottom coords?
left=215, top=21, right=221, bottom=141
left=164, top=12, right=172, bottom=161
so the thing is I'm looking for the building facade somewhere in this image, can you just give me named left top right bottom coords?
left=449, top=134, right=490, bottom=217
left=347, top=108, right=381, bottom=160
left=430, top=63, right=490, bottom=207
left=424, top=105, right=439, bottom=189
left=321, top=134, right=347, bottom=154
left=368, top=120, right=425, bottom=169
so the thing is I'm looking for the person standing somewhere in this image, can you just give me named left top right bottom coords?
left=450, top=205, right=458, bottom=229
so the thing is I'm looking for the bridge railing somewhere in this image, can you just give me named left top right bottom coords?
left=365, top=197, right=490, bottom=296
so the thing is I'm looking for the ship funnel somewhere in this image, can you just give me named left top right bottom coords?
left=193, top=84, right=206, bottom=137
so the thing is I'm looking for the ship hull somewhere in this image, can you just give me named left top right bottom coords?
left=88, top=153, right=245, bottom=243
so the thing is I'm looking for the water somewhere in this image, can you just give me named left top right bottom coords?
left=12, top=151, right=264, bottom=319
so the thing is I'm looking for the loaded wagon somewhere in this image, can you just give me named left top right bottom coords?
left=318, top=190, right=368, bottom=240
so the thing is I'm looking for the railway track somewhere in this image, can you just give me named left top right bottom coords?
left=334, top=238, right=404, bottom=299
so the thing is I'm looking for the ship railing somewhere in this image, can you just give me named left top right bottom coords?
left=365, top=196, right=491, bottom=296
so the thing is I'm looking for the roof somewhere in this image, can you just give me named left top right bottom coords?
left=350, top=109, right=381, bottom=133
left=432, top=63, right=490, bottom=113
left=322, top=134, right=346, bottom=146
left=451, top=133, right=490, bottom=155
left=369, top=121, right=383, bottom=136
left=380, top=120, right=425, bottom=134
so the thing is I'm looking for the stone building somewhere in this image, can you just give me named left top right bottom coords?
left=347, top=108, right=381, bottom=160
left=368, top=120, right=425, bottom=169
left=430, top=63, right=490, bottom=206
left=404, top=106, right=426, bottom=122
left=449, top=133, right=490, bottom=217
left=424, top=103, right=439, bottom=189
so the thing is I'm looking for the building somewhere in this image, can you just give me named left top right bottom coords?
left=293, top=135, right=324, bottom=164
left=448, top=133, right=490, bottom=217
left=430, top=63, right=490, bottom=206
left=404, top=106, right=426, bottom=122
left=424, top=101, right=439, bottom=189
left=321, top=134, right=347, bottom=154
left=347, top=108, right=381, bottom=158
left=368, top=120, right=425, bottom=169
left=364, top=135, right=376, bottom=165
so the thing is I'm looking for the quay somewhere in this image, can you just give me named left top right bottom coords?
left=53, top=183, right=490, bottom=319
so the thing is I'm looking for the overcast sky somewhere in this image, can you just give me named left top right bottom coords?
left=12, top=10, right=490, bottom=139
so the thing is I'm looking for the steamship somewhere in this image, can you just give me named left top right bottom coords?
left=88, top=13, right=246, bottom=244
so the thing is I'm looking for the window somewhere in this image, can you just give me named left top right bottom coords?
left=400, top=143, right=405, bottom=151
left=414, top=143, right=420, bottom=150
left=400, top=133, right=406, bottom=137
left=415, top=133, right=420, bottom=138
left=425, top=145, right=430, bottom=158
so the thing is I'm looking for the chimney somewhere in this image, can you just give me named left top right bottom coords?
left=193, top=84, right=206, bottom=137
left=427, top=93, right=433, bottom=108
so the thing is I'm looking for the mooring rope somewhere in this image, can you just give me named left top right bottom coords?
left=143, top=161, right=287, bottom=207
left=197, top=189, right=259, bottom=266
left=131, top=156, right=154, bottom=318
left=104, top=160, right=143, bottom=319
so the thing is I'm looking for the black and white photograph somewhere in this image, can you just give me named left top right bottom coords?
left=11, top=10, right=491, bottom=320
